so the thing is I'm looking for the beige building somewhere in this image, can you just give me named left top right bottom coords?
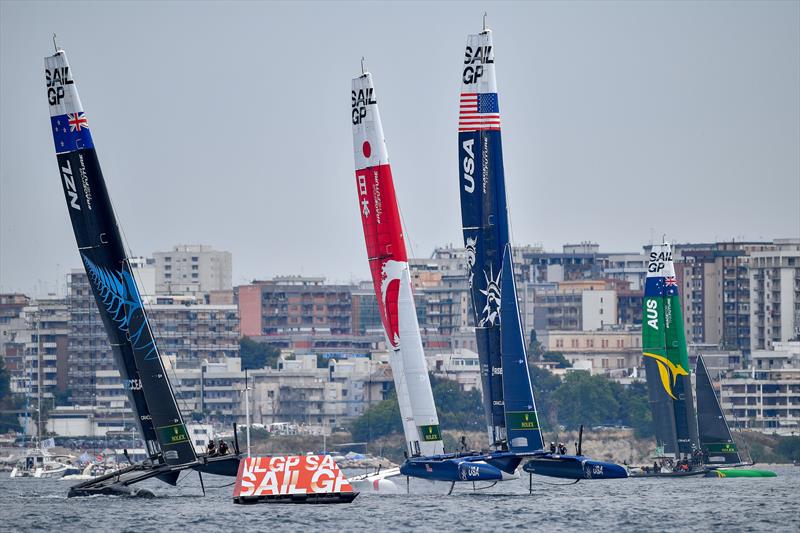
left=539, top=329, right=642, bottom=375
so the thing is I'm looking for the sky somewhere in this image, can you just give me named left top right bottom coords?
left=1, top=0, right=798, bottom=296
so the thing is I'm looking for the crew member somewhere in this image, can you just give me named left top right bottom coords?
left=218, top=439, right=229, bottom=456
left=549, top=442, right=556, bottom=453
left=557, top=442, right=567, bottom=455
left=206, top=440, right=217, bottom=457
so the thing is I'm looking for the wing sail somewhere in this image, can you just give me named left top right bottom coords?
left=46, top=49, right=196, bottom=466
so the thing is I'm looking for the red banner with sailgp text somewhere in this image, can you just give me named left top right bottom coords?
left=233, top=455, right=354, bottom=497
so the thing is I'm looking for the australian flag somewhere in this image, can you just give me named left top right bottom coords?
left=51, top=112, right=94, bottom=153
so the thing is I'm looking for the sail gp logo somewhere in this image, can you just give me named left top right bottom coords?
left=352, top=87, right=377, bottom=125
left=643, top=352, right=688, bottom=400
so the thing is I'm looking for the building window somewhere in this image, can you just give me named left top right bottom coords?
left=192, top=256, right=198, bottom=262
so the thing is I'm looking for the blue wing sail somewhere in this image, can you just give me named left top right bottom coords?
left=499, top=245, right=543, bottom=453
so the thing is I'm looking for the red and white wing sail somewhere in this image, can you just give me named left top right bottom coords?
left=351, top=72, right=443, bottom=456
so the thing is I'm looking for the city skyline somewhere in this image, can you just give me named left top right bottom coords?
left=2, top=1, right=798, bottom=296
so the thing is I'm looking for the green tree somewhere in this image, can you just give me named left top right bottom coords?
left=617, top=381, right=653, bottom=438
left=528, top=365, right=561, bottom=430
left=550, top=371, right=619, bottom=429
left=542, top=351, right=572, bottom=368
left=349, top=392, right=402, bottom=442
left=239, top=337, right=281, bottom=370
left=0, top=358, right=21, bottom=433
left=0, top=357, right=9, bottom=402
left=776, top=436, right=800, bottom=462
left=429, top=374, right=484, bottom=432
left=349, top=375, right=486, bottom=441
left=528, top=330, right=544, bottom=359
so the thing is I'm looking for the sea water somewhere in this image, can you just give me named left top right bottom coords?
left=1, top=465, right=798, bottom=532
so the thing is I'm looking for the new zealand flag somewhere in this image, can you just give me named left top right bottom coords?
left=51, top=112, right=94, bottom=153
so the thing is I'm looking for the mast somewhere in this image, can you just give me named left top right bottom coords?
left=45, top=47, right=196, bottom=466
left=351, top=70, right=443, bottom=456
left=662, top=245, right=699, bottom=454
left=36, top=311, right=42, bottom=447
left=458, top=27, right=508, bottom=447
left=695, top=355, right=741, bottom=464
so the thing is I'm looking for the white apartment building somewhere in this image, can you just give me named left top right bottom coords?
left=749, top=239, right=800, bottom=350
left=720, top=342, right=800, bottom=435
left=154, top=244, right=232, bottom=296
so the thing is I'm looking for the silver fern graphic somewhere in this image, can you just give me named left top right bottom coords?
left=82, top=253, right=157, bottom=360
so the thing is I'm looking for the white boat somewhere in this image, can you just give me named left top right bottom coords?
left=9, top=447, right=70, bottom=478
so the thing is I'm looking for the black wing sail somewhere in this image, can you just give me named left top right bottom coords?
left=46, top=48, right=196, bottom=466
left=696, top=355, right=742, bottom=464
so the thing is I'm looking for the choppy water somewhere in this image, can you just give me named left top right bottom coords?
left=2, top=465, right=798, bottom=532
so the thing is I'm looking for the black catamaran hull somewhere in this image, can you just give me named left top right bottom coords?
left=629, top=469, right=708, bottom=478
left=67, top=455, right=241, bottom=497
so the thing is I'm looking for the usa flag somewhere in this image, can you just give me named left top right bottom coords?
left=459, top=92, right=500, bottom=132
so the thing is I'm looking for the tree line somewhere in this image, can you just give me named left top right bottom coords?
left=350, top=366, right=654, bottom=443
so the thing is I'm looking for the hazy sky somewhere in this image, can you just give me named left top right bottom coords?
left=1, top=1, right=798, bottom=296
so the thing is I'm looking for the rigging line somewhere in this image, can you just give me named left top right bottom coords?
left=106, top=193, right=194, bottom=419
left=396, top=195, right=419, bottom=266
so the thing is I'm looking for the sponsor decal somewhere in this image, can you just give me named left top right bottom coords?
left=418, top=424, right=442, bottom=442
left=234, top=455, right=354, bottom=497
left=704, top=442, right=738, bottom=453
left=643, top=351, right=688, bottom=400
left=156, top=423, right=189, bottom=446
left=506, top=411, right=539, bottom=431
